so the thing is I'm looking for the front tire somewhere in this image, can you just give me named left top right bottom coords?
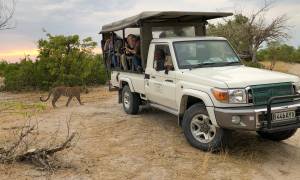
left=257, top=129, right=297, bottom=141
left=122, top=86, right=140, bottom=115
left=182, top=103, right=230, bottom=152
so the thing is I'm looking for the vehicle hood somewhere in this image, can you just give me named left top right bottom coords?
left=182, top=65, right=300, bottom=88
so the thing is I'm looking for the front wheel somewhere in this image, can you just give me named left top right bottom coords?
left=182, top=103, right=230, bottom=152
left=122, top=86, right=140, bottom=115
left=257, top=129, right=297, bottom=141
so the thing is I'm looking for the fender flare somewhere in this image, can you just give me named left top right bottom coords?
left=119, top=77, right=135, bottom=92
left=179, top=89, right=218, bottom=127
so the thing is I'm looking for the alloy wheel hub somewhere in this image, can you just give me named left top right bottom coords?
left=190, top=114, right=217, bottom=143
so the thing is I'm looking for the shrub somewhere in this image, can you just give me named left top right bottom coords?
left=242, top=61, right=266, bottom=69
left=2, top=34, right=107, bottom=91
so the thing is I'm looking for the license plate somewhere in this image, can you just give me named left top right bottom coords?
left=272, top=111, right=296, bottom=121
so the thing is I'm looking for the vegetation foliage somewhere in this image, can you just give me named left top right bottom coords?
left=0, top=0, right=298, bottom=91
left=257, top=42, right=300, bottom=63
left=208, top=0, right=289, bottom=62
left=242, top=60, right=266, bottom=69
left=207, top=14, right=298, bottom=65
left=0, top=34, right=107, bottom=91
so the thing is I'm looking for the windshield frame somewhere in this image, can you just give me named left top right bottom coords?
left=172, top=40, right=242, bottom=69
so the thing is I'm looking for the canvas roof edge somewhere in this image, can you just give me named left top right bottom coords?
left=99, top=11, right=233, bottom=33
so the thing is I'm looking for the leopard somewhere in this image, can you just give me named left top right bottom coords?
left=40, top=86, right=88, bottom=108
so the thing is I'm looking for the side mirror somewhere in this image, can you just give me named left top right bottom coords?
left=165, top=68, right=169, bottom=74
left=164, top=65, right=174, bottom=74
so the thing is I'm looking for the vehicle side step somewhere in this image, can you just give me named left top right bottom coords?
left=149, top=103, right=178, bottom=116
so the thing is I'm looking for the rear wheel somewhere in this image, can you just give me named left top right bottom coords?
left=257, top=129, right=297, bottom=141
left=122, top=85, right=140, bottom=114
left=182, top=103, right=230, bottom=152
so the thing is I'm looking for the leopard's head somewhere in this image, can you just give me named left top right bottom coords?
left=82, top=86, right=89, bottom=94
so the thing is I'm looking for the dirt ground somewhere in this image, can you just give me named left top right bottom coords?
left=0, top=86, right=300, bottom=180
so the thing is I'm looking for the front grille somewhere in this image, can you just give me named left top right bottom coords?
left=297, top=108, right=300, bottom=117
left=250, top=83, right=294, bottom=105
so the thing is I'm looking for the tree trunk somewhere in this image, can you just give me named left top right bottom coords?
left=251, top=46, right=258, bottom=63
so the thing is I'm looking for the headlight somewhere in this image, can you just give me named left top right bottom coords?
left=294, top=82, right=300, bottom=94
left=212, top=88, right=247, bottom=104
left=228, top=89, right=247, bottom=104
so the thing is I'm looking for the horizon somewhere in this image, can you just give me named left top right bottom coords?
left=1, top=0, right=300, bottom=62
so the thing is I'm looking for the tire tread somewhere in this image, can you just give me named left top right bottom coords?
left=182, top=103, right=230, bottom=152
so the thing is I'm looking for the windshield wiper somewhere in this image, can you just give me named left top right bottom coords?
left=187, top=61, right=241, bottom=70
left=223, top=61, right=241, bottom=66
left=191, top=62, right=219, bottom=69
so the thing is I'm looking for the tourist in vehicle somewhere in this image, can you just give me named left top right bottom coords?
left=114, top=36, right=123, bottom=68
left=159, top=32, right=167, bottom=38
left=121, top=34, right=134, bottom=70
left=104, top=32, right=122, bottom=69
left=131, top=36, right=142, bottom=72
left=103, top=36, right=113, bottom=69
left=123, top=34, right=142, bottom=72
left=154, top=49, right=166, bottom=71
left=164, top=54, right=174, bottom=73
left=125, top=34, right=135, bottom=55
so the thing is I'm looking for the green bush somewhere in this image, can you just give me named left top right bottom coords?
left=257, top=42, right=300, bottom=63
left=0, top=61, right=8, bottom=76
left=242, top=60, right=266, bottom=69
left=2, top=34, right=107, bottom=91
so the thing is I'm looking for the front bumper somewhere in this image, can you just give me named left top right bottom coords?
left=214, top=95, right=300, bottom=132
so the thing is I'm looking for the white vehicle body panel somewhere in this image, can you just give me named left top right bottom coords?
left=182, top=65, right=299, bottom=88
left=110, top=37, right=300, bottom=128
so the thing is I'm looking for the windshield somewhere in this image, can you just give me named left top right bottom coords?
left=173, top=40, right=241, bottom=69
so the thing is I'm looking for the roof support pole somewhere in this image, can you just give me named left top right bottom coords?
left=140, top=23, right=152, bottom=69
left=122, top=29, right=125, bottom=47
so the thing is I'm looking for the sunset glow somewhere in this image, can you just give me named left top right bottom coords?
left=0, top=47, right=102, bottom=63
left=0, top=49, right=39, bottom=62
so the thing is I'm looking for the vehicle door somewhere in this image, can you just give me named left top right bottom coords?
left=145, top=44, right=177, bottom=110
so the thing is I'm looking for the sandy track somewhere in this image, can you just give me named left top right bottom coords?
left=0, top=87, right=300, bottom=179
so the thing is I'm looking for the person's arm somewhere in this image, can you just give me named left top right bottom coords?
left=134, top=44, right=141, bottom=58
left=104, top=39, right=111, bottom=52
left=125, top=48, right=136, bottom=54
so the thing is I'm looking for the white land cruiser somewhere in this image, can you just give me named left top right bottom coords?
left=100, top=12, right=300, bottom=151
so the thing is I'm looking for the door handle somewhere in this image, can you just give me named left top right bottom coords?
left=151, top=76, right=156, bottom=79
left=165, top=79, right=173, bottom=83
left=145, top=74, right=150, bottom=79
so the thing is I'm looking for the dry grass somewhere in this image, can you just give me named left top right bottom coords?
left=260, top=61, right=300, bottom=77
left=260, top=61, right=290, bottom=73
left=0, top=87, right=300, bottom=179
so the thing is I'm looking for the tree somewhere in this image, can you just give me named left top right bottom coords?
left=257, top=42, right=299, bottom=65
left=36, top=33, right=101, bottom=88
left=208, top=0, right=289, bottom=62
left=208, top=14, right=250, bottom=58
left=246, top=1, right=289, bottom=62
left=0, top=0, right=15, bottom=30
left=2, top=34, right=107, bottom=91
left=266, top=41, right=281, bottom=70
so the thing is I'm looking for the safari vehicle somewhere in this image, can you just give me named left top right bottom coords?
left=100, top=11, right=300, bottom=151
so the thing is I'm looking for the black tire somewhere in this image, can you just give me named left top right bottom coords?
left=257, top=129, right=297, bottom=141
left=122, top=85, right=139, bottom=115
left=182, top=103, right=230, bottom=152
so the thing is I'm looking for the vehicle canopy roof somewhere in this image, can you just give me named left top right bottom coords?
left=100, top=11, right=233, bottom=33
left=100, top=11, right=233, bottom=71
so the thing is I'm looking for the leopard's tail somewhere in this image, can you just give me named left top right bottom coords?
left=40, top=90, right=53, bottom=102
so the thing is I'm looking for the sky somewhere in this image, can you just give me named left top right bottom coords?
left=0, top=0, right=300, bottom=62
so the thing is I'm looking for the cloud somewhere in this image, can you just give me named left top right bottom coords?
left=0, top=0, right=300, bottom=62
